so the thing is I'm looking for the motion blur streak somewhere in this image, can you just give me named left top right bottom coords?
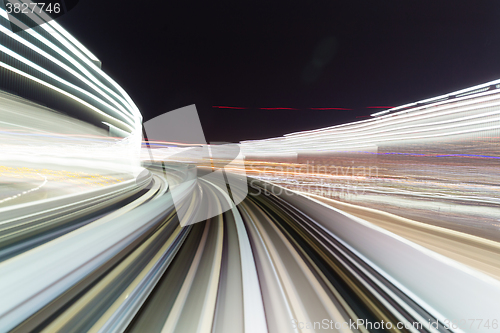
left=2, top=157, right=500, bottom=332
left=1, top=6, right=500, bottom=333
left=241, top=80, right=500, bottom=155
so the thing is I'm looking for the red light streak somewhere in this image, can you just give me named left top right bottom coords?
left=212, top=106, right=247, bottom=109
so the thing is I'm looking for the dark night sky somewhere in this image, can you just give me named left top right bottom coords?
left=58, top=1, right=500, bottom=143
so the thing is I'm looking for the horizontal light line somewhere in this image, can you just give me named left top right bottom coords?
left=259, top=107, right=299, bottom=110
left=212, top=106, right=247, bottom=109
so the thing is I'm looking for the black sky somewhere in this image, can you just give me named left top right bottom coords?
left=58, top=1, right=500, bottom=142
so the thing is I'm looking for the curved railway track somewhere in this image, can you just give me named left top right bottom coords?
left=0, top=165, right=498, bottom=333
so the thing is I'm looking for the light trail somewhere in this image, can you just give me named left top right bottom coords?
left=0, top=173, right=47, bottom=204
left=1, top=4, right=500, bottom=333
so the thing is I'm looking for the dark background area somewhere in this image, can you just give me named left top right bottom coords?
left=58, top=1, right=500, bottom=142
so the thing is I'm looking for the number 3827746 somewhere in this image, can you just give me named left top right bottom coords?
left=6, top=2, right=61, bottom=14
